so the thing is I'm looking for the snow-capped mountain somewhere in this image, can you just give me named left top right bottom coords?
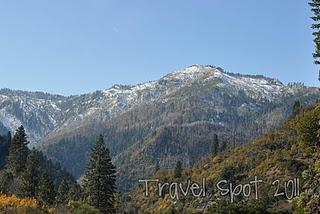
left=1, top=65, right=318, bottom=192
left=0, top=65, right=318, bottom=146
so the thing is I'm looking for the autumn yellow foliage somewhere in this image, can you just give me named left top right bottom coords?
left=0, top=194, right=45, bottom=214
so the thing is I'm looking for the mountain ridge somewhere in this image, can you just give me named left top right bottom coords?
left=28, top=65, right=320, bottom=192
left=1, top=64, right=307, bottom=146
left=0, top=65, right=319, bottom=192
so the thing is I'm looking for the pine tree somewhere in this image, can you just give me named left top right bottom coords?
left=37, top=172, right=55, bottom=205
left=68, top=182, right=82, bottom=201
left=0, top=132, right=11, bottom=169
left=6, top=126, right=29, bottom=176
left=19, top=149, right=39, bottom=197
left=293, top=100, right=301, bottom=116
left=174, top=161, right=182, bottom=178
left=0, top=170, right=13, bottom=194
left=6, top=131, right=11, bottom=143
left=55, top=179, right=69, bottom=205
left=212, top=134, right=219, bottom=156
left=309, top=0, right=320, bottom=80
left=155, top=162, right=160, bottom=173
left=220, top=141, right=227, bottom=152
left=83, top=135, right=116, bottom=214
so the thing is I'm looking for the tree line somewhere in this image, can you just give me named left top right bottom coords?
left=0, top=125, right=117, bottom=214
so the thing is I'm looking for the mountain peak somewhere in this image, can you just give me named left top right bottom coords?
left=111, top=84, right=132, bottom=90
left=185, top=64, right=218, bottom=70
left=0, top=65, right=318, bottom=147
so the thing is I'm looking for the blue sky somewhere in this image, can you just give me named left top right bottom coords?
left=0, top=0, right=318, bottom=95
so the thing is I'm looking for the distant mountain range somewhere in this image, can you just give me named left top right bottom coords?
left=0, top=65, right=319, bottom=191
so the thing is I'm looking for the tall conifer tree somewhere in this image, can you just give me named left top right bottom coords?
left=0, top=132, right=11, bottom=169
left=292, top=100, right=301, bottom=117
left=174, top=161, right=182, bottom=178
left=20, top=149, right=39, bottom=197
left=212, top=134, right=219, bottom=156
left=37, top=172, right=55, bottom=205
left=220, top=141, right=227, bottom=152
left=309, top=0, right=320, bottom=80
left=55, top=179, right=69, bottom=205
left=83, top=135, right=116, bottom=214
left=68, top=182, right=82, bottom=201
left=6, top=125, right=29, bottom=176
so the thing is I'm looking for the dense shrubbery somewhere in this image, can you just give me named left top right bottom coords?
left=0, top=193, right=101, bottom=214
left=293, top=105, right=320, bottom=213
left=0, top=194, right=46, bottom=214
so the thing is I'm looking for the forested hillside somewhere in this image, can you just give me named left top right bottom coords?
left=0, top=66, right=318, bottom=193
left=124, top=103, right=320, bottom=213
left=40, top=68, right=320, bottom=193
left=0, top=126, right=117, bottom=213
